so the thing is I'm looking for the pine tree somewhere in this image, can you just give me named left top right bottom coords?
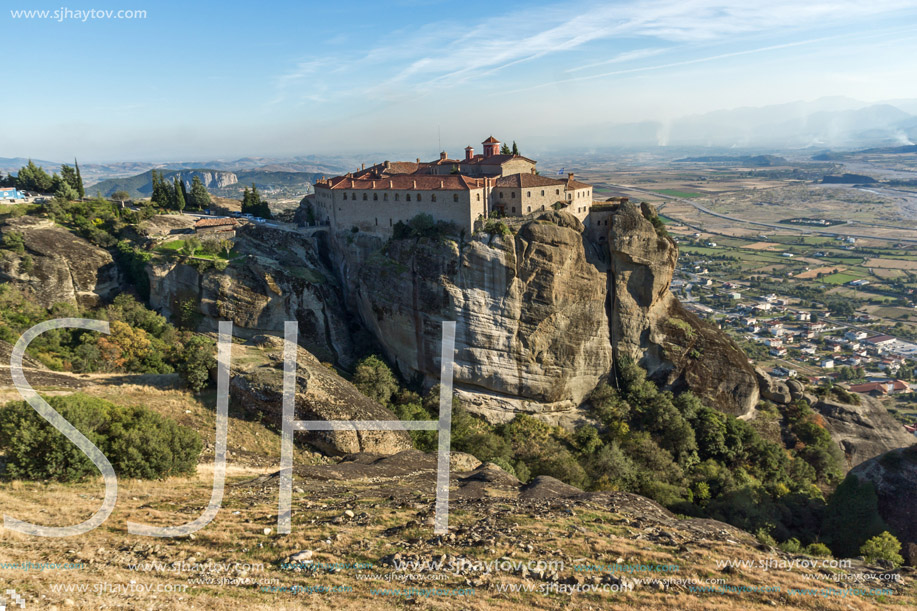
left=190, top=175, right=211, bottom=210
left=173, top=177, right=186, bottom=213
left=500, top=143, right=511, bottom=155
left=241, top=187, right=251, bottom=213
left=74, top=158, right=85, bottom=198
left=511, top=141, right=519, bottom=156
left=150, top=170, right=164, bottom=206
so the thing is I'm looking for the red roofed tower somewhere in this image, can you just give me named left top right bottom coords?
left=482, top=136, right=500, bottom=158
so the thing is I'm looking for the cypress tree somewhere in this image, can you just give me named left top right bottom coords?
left=190, top=175, right=211, bottom=210
left=173, top=177, right=186, bottom=213
left=511, top=141, right=519, bottom=156
left=241, top=187, right=251, bottom=213
left=179, top=176, right=190, bottom=210
left=74, top=158, right=85, bottom=198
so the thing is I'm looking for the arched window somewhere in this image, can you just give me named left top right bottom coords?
left=417, top=193, right=422, bottom=201
left=373, top=193, right=378, bottom=201
left=527, top=206, right=531, bottom=212
left=363, top=193, right=367, bottom=200
left=453, top=194, right=459, bottom=202
left=511, top=207, right=515, bottom=213
left=555, top=189, right=559, bottom=195
left=342, top=193, right=347, bottom=200
left=511, top=192, right=515, bottom=198
left=541, top=190, right=545, bottom=196
left=431, top=194, right=436, bottom=202
left=476, top=193, right=481, bottom=201
left=395, top=193, right=400, bottom=201
left=383, top=193, right=388, bottom=201
left=499, top=192, right=504, bottom=199
left=406, top=194, right=411, bottom=201
left=541, top=205, right=545, bottom=210
left=527, top=191, right=531, bottom=198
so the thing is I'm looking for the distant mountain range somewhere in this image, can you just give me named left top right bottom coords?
left=0, top=156, right=346, bottom=190
left=576, top=97, right=917, bottom=150
left=89, top=168, right=329, bottom=201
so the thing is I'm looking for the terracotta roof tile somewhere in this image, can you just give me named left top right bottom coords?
left=195, top=217, right=238, bottom=228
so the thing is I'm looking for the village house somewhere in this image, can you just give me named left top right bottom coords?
left=194, top=217, right=238, bottom=238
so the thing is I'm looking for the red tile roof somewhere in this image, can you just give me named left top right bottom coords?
left=461, top=154, right=536, bottom=166
left=195, top=217, right=238, bottom=228
left=848, top=380, right=909, bottom=393
left=482, top=136, right=500, bottom=144
left=494, top=174, right=567, bottom=188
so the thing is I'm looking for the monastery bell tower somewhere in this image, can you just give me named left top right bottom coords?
left=482, top=136, right=500, bottom=158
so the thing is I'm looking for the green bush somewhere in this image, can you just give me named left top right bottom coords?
left=0, top=394, right=202, bottom=481
left=352, top=355, right=398, bottom=406
left=805, top=543, right=832, bottom=557
left=177, top=335, right=216, bottom=392
left=859, top=532, right=904, bottom=566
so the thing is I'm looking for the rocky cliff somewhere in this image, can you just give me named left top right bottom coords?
left=0, top=216, right=120, bottom=308
left=330, top=204, right=759, bottom=424
left=147, top=254, right=357, bottom=366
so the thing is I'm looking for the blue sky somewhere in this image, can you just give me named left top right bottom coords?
left=5, top=0, right=917, bottom=161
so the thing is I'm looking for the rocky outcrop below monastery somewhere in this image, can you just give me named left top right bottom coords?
left=330, top=203, right=758, bottom=424
left=0, top=216, right=120, bottom=308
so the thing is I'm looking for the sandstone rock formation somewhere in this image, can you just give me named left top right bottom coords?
left=331, top=203, right=758, bottom=423
left=147, top=224, right=359, bottom=365
left=228, top=338, right=412, bottom=456
left=0, top=217, right=120, bottom=307
left=336, top=210, right=614, bottom=426
left=813, top=394, right=915, bottom=469
left=606, top=203, right=759, bottom=417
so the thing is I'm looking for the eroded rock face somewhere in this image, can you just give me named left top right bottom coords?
left=334, top=204, right=758, bottom=423
left=814, top=395, right=915, bottom=469
left=339, top=211, right=614, bottom=426
left=228, top=338, right=412, bottom=456
left=606, top=203, right=759, bottom=417
left=147, top=226, right=359, bottom=366
left=849, top=446, right=917, bottom=564
left=0, top=217, right=120, bottom=307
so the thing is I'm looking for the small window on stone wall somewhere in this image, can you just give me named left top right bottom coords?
left=453, top=194, right=459, bottom=202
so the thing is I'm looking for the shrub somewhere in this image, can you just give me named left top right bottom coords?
left=0, top=394, right=202, bottom=481
left=352, top=355, right=398, bottom=406
left=779, top=537, right=803, bottom=553
left=177, top=335, right=216, bottom=392
left=822, top=475, right=886, bottom=557
left=805, top=543, right=832, bottom=557
left=859, top=532, right=904, bottom=566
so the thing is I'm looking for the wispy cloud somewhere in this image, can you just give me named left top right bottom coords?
left=271, top=0, right=917, bottom=105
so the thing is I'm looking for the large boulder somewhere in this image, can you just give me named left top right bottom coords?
left=0, top=217, right=120, bottom=308
left=814, top=394, right=915, bottom=469
left=754, top=367, right=792, bottom=405
left=330, top=204, right=760, bottom=424
left=229, top=338, right=412, bottom=456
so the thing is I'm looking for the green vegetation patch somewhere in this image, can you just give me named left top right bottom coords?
left=0, top=393, right=202, bottom=481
